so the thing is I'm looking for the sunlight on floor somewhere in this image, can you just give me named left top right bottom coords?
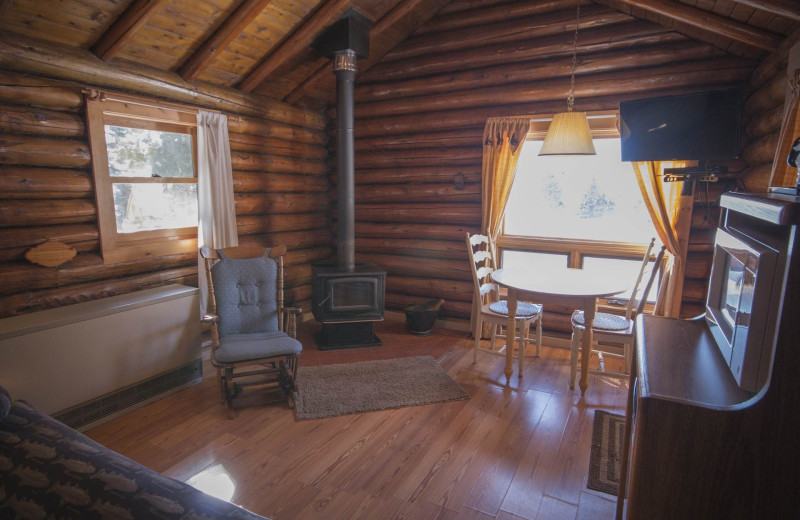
left=187, top=464, right=236, bottom=501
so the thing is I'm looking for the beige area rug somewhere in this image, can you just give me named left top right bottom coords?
left=588, top=410, right=626, bottom=496
left=294, top=356, right=470, bottom=421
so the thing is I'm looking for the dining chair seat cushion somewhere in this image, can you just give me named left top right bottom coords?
left=211, top=250, right=279, bottom=336
left=489, top=300, right=542, bottom=318
left=571, top=310, right=630, bottom=331
left=216, top=331, right=302, bottom=363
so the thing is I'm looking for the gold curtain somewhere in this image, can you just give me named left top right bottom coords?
left=632, top=160, right=693, bottom=318
left=473, top=117, right=530, bottom=337
left=768, top=70, right=800, bottom=189
left=481, top=117, right=531, bottom=243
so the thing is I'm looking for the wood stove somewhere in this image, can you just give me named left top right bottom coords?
left=310, top=11, right=385, bottom=350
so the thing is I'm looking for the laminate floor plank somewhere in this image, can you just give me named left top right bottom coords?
left=84, top=320, right=627, bottom=520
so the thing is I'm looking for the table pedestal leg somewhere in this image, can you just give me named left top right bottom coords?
left=505, top=289, right=518, bottom=384
left=579, top=296, right=597, bottom=395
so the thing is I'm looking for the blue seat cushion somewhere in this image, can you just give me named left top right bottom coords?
left=488, top=300, right=542, bottom=318
left=216, top=331, right=302, bottom=363
left=211, top=250, right=279, bottom=336
left=572, top=310, right=630, bottom=331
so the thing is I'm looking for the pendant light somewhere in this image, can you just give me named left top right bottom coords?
left=539, top=4, right=596, bottom=156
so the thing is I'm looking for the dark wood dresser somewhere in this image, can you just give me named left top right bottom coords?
left=616, top=192, right=800, bottom=519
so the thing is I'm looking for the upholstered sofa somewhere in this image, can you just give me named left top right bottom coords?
left=0, top=385, right=267, bottom=519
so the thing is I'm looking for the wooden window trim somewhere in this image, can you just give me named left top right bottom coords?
left=86, top=91, right=199, bottom=265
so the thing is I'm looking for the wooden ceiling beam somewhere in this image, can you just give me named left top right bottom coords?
left=730, top=0, right=800, bottom=22
left=92, top=0, right=168, bottom=60
left=237, top=0, right=352, bottom=94
left=284, top=0, right=450, bottom=105
left=178, top=0, right=274, bottom=82
left=612, top=0, right=783, bottom=51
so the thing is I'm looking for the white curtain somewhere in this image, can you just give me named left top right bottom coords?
left=197, top=110, right=238, bottom=314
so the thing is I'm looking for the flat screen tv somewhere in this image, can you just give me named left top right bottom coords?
left=619, top=87, right=742, bottom=162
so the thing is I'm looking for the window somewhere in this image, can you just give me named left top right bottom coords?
left=500, top=112, right=659, bottom=302
left=87, top=92, right=198, bottom=264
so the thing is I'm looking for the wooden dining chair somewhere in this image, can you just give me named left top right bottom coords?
left=569, top=240, right=666, bottom=388
left=201, top=245, right=303, bottom=418
left=466, top=232, right=543, bottom=367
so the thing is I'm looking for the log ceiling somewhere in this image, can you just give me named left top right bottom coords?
left=0, top=0, right=797, bottom=110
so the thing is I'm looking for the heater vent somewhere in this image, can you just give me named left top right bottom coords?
left=53, top=360, right=202, bottom=430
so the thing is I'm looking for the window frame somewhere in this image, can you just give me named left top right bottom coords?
left=86, top=92, right=199, bottom=264
left=498, top=110, right=656, bottom=304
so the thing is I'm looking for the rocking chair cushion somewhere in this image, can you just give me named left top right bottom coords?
left=216, top=331, right=302, bottom=363
left=489, top=300, right=542, bottom=318
left=212, top=250, right=279, bottom=336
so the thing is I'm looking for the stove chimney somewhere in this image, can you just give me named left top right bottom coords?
left=312, top=11, right=371, bottom=272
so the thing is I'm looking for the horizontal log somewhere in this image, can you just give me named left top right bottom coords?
left=357, top=253, right=471, bottom=282
left=743, top=73, right=787, bottom=116
left=238, top=229, right=333, bottom=251
left=356, top=58, right=755, bottom=118
left=680, top=302, right=705, bottom=320
left=685, top=253, right=712, bottom=280
left=0, top=32, right=325, bottom=129
left=354, top=130, right=483, bottom=151
left=0, top=167, right=92, bottom=199
left=232, top=171, right=329, bottom=193
left=749, top=24, right=800, bottom=89
left=388, top=5, right=630, bottom=61
left=346, top=203, right=481, bottom=225
left=353, top=149, right=481, bottom=170
left=0, top=104, right=85, bottom=137
left=284, top=246, right=333, bottom=267
left=0, top=134, right=91, bottom=168
left=234, top=193, right=329, bottom=216
left=386, top=275, right=473, bottom=304
left=285, top=285, right=311, bottom=305
left=742, top=131, right=779, bottom=165
left=236, top=214, right=329, bottom=236
left=0, top=268, right=197, bottom=318
left=350, top=166, right=481, bottom=185
left=739, top=164, right=774, bottom=192
left=682, top=278, right=708, bottom=302
left=355, top=222, right=478, bottom=241
left=347, top=182, right=481, bottom=204
left=357, top=40, right=726, bottom=102
left=231, top=151, right=326, bottom=176
left=228, top=132, right=327, bottom=160
left=0, top=70, right=83, bottom=110
left=0, top=251, right=196, bottom=295
left=0, top=224, right=98, bottom=250
left=227, top=116, right=327, bottom=145
left=285, top=264, right=311, bottom=287
left=353, top=87, right=736, bottom=138
left=0, top=199, right=96, bottom=227
left=688, top=230, right=714, bottom=251
left=363, top=22, right=681, bottom=81
left=356, top=238, right=468, bottom=260
left=745, top=103, right=784, bottom=140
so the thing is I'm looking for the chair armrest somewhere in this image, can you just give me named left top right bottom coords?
left=283, top=306, right=302, bottom=316
left=202, top=313, right=219, bottom=324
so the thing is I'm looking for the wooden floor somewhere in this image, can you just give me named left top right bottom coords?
left=86, top=319, right=628, bottom=520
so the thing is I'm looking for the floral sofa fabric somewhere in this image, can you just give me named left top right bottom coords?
left=0, top=386, right=266, bottom=519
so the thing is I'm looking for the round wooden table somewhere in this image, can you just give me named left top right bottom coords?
left=491, top=267, right=628, bottom=394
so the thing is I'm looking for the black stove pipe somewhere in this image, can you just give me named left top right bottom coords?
left=334, top=49, right=357, bottom=272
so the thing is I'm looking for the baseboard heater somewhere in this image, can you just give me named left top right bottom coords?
left=0, top=285, right=201, bottom=430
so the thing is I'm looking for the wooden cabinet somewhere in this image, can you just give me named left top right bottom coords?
left=617, top=192, right=800, bottom=519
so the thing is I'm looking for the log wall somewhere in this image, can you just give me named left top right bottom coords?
left=0, top=69, right=330, bottom=318
left=344, top=0, right=758, bottom=331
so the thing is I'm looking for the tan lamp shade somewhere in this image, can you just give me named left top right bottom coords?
left=539, top=111, right=596, bottom=156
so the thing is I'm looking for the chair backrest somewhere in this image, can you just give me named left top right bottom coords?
left=465, top=232, right=499, bottom=305
left=201, top=245, right=287, bottom=336
left=635, top=245, right=667, bottom=316
left=623, top=238, right=657, bottom=319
